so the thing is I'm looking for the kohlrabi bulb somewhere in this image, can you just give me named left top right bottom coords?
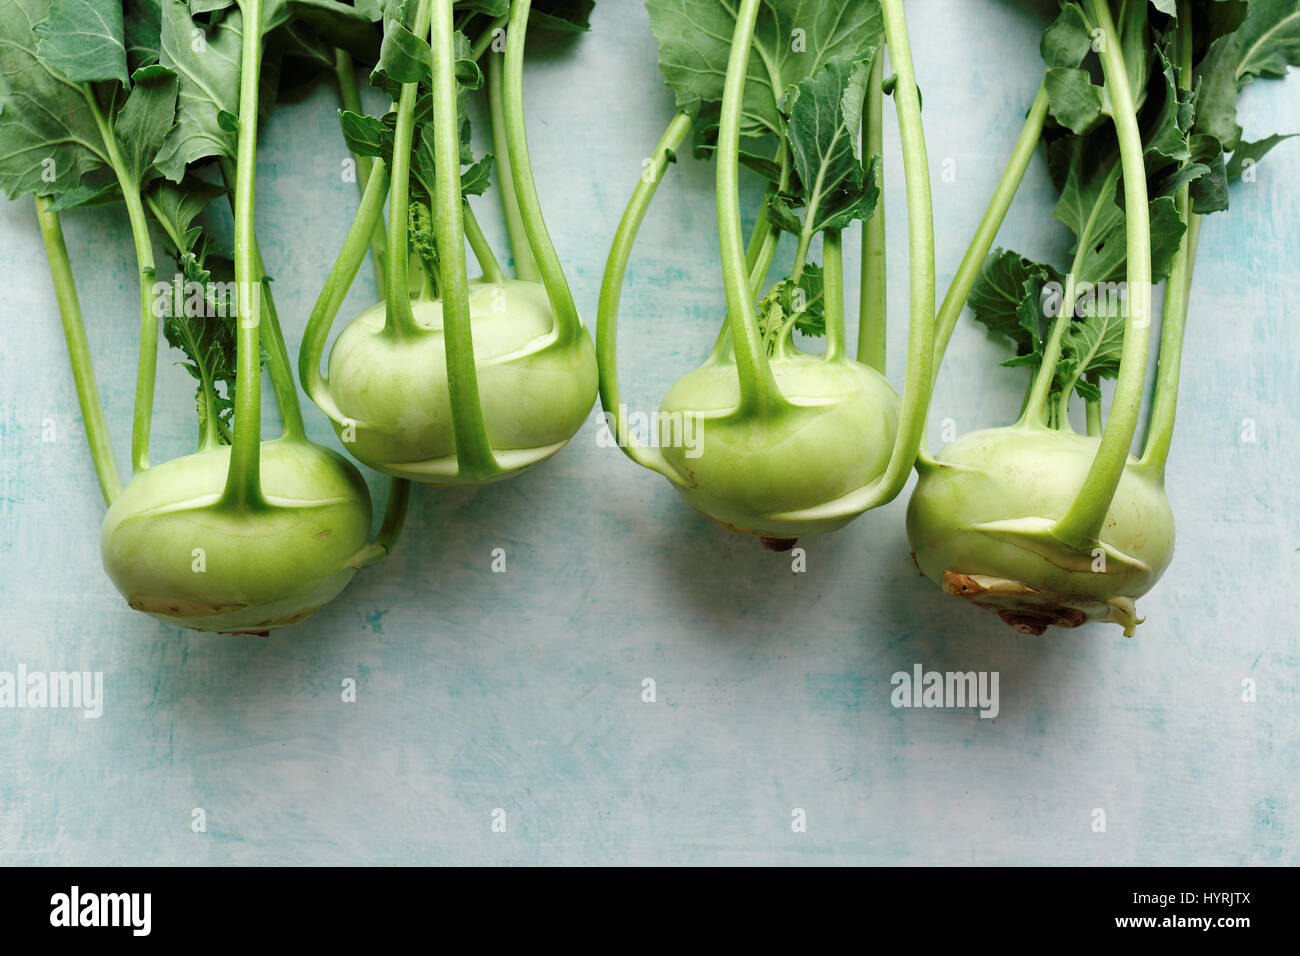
left=325, top=278, right=597, bottom=483
left=657, top=354, right=901, bottom=544
left=906, top=426, right=1176, bottom=635
left=100, top=440, right=373, bottom=635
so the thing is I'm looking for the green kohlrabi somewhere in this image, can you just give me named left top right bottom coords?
left=298, top=0, right=599, bottom=484
left=907, top=0, right=1299, bottom=636
left=2, top=0, right=408, bottom=634
left=598, top=0, right=936, bottom=549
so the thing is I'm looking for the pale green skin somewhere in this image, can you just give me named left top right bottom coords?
left=325, top=279, right=598, bottom=483
left=658, top=355, right=901, bottom=540
left=100, top=441, right=373, bottom=634
left=906, top=426, right=1176, bottom=634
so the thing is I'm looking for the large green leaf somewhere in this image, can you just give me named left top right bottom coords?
left=645, top=0, right=883, bottom=138
left=34, top=0, right=130, bottom=85
left=153, top=0, right=242, bottom=181
left=1235, top=0, right=1300, bottom=82
left=777, top=57, right=878, bottom=234
left=115, top=64, right=178, bottom=184
left=0, top=0, right=109, bottom=199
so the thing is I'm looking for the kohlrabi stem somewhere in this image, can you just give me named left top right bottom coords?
left=300, top=160, right=391, bottom=408
left=383, top=0, right=434, bottom=340
left=933, top=81, right=1049, bottom=368
left=82, top=87, right=158, bottom=473
left=334, top=47, right=387, bottom=296
left=430, top=0, right=496, bottom=479
left=744, top=145, right=789, bottom=299
left=488, top=53, right=538, bottom=281
left=823, top=229, right=846, bottom=362
left=503, top=0, right=583, bottom=345
left=348, top=477, right=412, bottom=568
left=1054, top=0, right=1154, bottom=549
left=860, top=0, right=934, bottom=508
left=1085, top=377, right=1102, bottom=436
left=220, top=0, right=266, bottom=512
left=217, top=157, right=306, bottom=443
left=717, top=0, right=784, bottom=418
left=463, top=201, right=505, bottom=283
left=471, top=14, right=508, bottom=61
left=857, top=51, right=887, bottom=373
left=1139, top=5, right=1196, bottom=478
left=34, top=196, right=123, bottom=505
left=596, top=112, right=692, bottom=482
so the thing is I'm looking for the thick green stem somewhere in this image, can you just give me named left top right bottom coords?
left=859, top=0, right=935, bottom=508
left=1139, top=5, right=1197, bottom=477
left=217, top=157, right=306, bottom=442
left=348, top=478, right=412, bottom=567
left=472, top=14, right=508, bottom=61
left=596, top=112, right=692, bottom=481
left=717, top=0, right=784, bottom=418
left=383, top=0, right=434, bottom=339
left=463, top=201, right=505, bottom=283
left=933, top=82, right=1050, bottom=368
left=334, top=48, right=387, bottom=296
left=300, top=161, right=391, bottom=408
left=823, top=230, right=846, bottom=362
left=35, top=196, right=123, bottom=505
left=1054, top=0, right=1154, bottom=548
left=857, top=51, right=887, bottom=372
left=431, top=0, right=496, bottom=478
left=220, top=0, right=266, bottom=512
left=488, top=53, right=537, bottom=281
left=1022, top=259, right=1084, bottom=426
left=1085, top=377, right=1102, bottom=436
left=83, top=87, right=158, bottom=473
left=503, top=0, right=582, bottom=344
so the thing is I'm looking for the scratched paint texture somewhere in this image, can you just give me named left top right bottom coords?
left=1, top=2, right=1297, bottom=865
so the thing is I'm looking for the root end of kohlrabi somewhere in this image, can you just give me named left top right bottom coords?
left=939, top=571, right=1141, bottom=636
left=761, top=537, right=798, bottom=552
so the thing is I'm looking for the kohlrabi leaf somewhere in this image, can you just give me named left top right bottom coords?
left=154, top=0, right=242, bottom=181
left=125, top=0, right=163, bottom=72
left=1040, top=3, right=1094, bottom=69
left=114, top=65, right=178, bottom=186
left=1044, top=66, right=1105, bottom=134
left=757, top=264, right=826, bottom=346
left=1235, top=0, right=1300, bottom=83
left=1227, top=132, right=1297, bottom=179
left=0, top=0, right=109, bottom=199
left=33, top=0, right=130, bottom=86
left=161, top=237, right=240, bottom=439
left=530, top=0, right=595, bottom=33
left=1186, top=132, right=1228, bottom=212
left=285, top=0, right=382, bottom=61
left=645, top=0, right=883, bottom=137
left=1055, top=294, right=1126, bottom=400
left=968, top=249, right=1060, bottom=368
left=146, top=174, right=227, bottom=254
left=777, top=57, right=880, bottom=235
left=1193, top=32, right=1243, bottom=150
left=408, top=198, right=439, bottom=294
left=338, top=109, right=394, bottom=157
left=370, top=17, right=432, bottom=96
left=44, top=176, right=122, bottom=210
